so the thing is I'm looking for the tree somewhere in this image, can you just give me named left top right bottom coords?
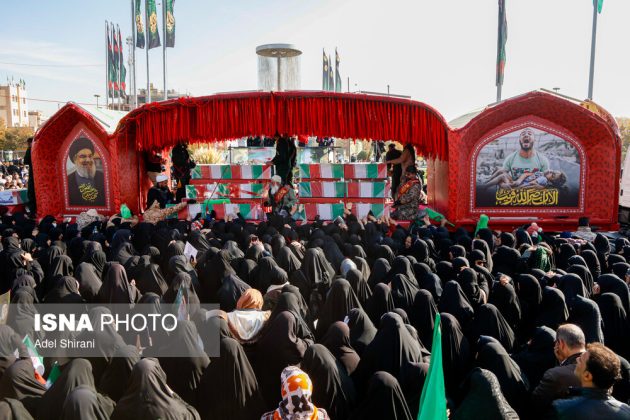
left=616, top=117, right=630, bottom=160
left=0, top=118, right=6, bottom=143
left=0, top=125, right=33, bottom=151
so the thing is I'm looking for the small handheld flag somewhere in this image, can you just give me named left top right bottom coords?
left=45, top=362, right=61, bottom=389
left=417, top=313, right=447, bottom=420
left=22, top=335, right=45, bottom=376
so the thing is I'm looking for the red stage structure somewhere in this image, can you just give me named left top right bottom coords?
left=448, top=91, right=621, bottom=231
left=32, top=90, right=620, bottom=230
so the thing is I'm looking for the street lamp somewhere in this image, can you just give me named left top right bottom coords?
left=94, top=94, right=100, bottom=109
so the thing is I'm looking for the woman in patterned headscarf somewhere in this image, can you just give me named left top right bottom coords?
left=261, top=366, right=329, bottom=420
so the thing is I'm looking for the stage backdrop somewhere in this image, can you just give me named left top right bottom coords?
left=473, top=125, right=583, bottom=209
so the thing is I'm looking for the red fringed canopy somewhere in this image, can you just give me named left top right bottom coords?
left=115, top=91, right=449, bottom=159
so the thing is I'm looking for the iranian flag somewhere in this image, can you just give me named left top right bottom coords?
left=22, top=335, right=45, bottom=376
left=169, top=202, right=259, bottom=220
left=187, top=183, right=264, bottom=199
left=344, top=163, right=386, bottom=179
left=210, top=165, right=232, bottom=179
left=299, top=164, right=344, bottom=179
left=190, top=165, right=230, bottom=180
left=185, top=185, right=199, bottom=198
left=346, top=182, right=388, bottom=198
left=299, top=182, right=345, bottom=198
left=205, top=203, right=259, bottom=219
left=174, top=286, right=188, bottom=320
left=304, top=203, right=345, bottom=220
left=231, top=165, right=269, bottom=180
left=17, top=189, right=29, bottom=203
left=190, top=166, right=204, bottom=179
left=353, top=203, right=388, bottom=219
left=193, top=165, right=271, bottom=180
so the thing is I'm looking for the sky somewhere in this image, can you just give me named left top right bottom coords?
left=1, top=0, right=629, bottom=122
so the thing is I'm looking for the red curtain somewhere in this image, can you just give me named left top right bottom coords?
left=116, top=91, right=449, bottom=158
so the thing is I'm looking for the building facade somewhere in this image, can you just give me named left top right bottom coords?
left=136, top=83, right=186, bottom=106
left=0, top=80, right=29, bottom=127
left=28, top=110, right=45, bottom=131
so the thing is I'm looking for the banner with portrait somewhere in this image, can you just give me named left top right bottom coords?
left=474, top=127, right=581, bottom=208
left=64, top=134, right=109, bottom=210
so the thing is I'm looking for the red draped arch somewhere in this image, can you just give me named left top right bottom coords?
left=115, top=91, right=449, bottom=159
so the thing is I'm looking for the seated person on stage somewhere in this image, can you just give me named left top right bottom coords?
left=143, top=173, right=190, bottom=224
left=391, top=165, right=426, bottom=220
left=147, top=174, right=176, bottom=209
left=265, top=175, right=297, bottom=216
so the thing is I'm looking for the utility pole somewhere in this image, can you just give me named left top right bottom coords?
left=587, top=0, right=598, bottom=99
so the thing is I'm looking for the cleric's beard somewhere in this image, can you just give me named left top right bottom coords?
left=271, top=185, right=279, bottom=194
left=76, top=164, right=96, bottom=179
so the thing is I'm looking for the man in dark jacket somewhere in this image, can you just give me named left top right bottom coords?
left=147, top=174, right=175, bottom=209
left=385, top=142, right=402, bottom=200
left=532, top=324, right=585, bottom=411
left=271, top=135, right=297, bottom=185
left=552, top=343, right=630, bottom=419
left=23, top=137, right=36, bottom=214
left=170, top=143, right=196, bottom=202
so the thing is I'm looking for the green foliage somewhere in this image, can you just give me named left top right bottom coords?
left=0, top=122, right=33, bottom=151
left=0, top=118, right=6, bottom=143
left=617, top=117, right=630, bottom=160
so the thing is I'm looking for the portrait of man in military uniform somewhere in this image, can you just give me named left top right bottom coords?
left=66, top=136, right=106, bottom=207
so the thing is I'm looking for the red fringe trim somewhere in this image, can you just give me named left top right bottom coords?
left=115, top=91, right=449, bottom=159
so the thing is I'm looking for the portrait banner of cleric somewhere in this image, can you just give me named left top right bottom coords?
left=66, top=136, right=106, bottom=207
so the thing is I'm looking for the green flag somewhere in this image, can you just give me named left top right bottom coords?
left=135, top=0, right=145, bottom=48
left=45, top=362, right=61, bottom=389
left=425, top=207, right=454, bottom=227
left=165, top=0, right=176, bottom=47
left=418, top=313, right=448, bottom=420
left=335, top=48, right=342, bottom=92
left=146, top=0, right=161, bottom=49
left=597, top=0, right=604, bottom=13
left=111, top=26, right=119, bottom=97
left=322, top=50, right=329, bottom=90
left=496, top=0, right=507, bottom=87
left=474, top=214, right=489, bottom=237
left=106, top=22, right=114, bottom=98
left=117, top=25, right=127, bottom=97
left=328, top=54, right=334, bottom=91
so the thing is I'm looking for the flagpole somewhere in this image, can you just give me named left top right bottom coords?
left=587, top=0, right=598, bottom=100
left=162, top=0, right=167, bottom=101
left=131, top=0, right=137, bottom=109
left=117, top=25, right=122, bottom=111
left=145, top=0, right=151, bottom=103
left=105, top=21, right=109, bottom=109
left=496, top=2, right=502, bottom=103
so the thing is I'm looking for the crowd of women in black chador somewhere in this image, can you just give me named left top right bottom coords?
left=0, top=207, right=628, bottom=419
